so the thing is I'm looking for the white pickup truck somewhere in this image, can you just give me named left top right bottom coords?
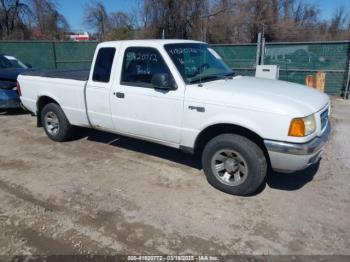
left=18, top=40, right=330, bottom=196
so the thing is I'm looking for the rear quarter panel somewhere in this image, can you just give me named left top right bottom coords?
left=18, top=75, right=89, bottom=126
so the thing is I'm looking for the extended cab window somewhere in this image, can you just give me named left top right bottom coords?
left=92, top=48, right=116, bottom=83
left=121, top=47, right=172, bottom=87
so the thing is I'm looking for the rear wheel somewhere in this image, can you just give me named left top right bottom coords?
left=41, top=103, right=74, bottom=142
left=202, top=134, right=267, bottom=196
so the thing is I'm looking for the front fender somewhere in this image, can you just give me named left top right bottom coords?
left=181, top=104, right=291, bottom=148
left=199, top=113, right=265, bottom=139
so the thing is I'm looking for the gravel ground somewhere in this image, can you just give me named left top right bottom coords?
left=0, top=97, right=349, bottom=256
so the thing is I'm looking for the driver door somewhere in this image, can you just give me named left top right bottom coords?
left=110, top=46, right=184, bottom=145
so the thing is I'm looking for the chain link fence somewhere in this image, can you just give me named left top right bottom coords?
left=1, top=40, right=349, bottom=96
left=212, top=41, right=350, bottom=96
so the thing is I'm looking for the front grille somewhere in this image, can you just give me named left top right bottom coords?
left=320, top=108, right=329, bottom=130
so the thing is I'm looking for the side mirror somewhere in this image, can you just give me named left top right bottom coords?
left=151, top=73, right=177, bottom=90
left=25, top=63, right=32, bottom=68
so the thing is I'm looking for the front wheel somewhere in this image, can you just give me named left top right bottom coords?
left=202, top=134, right=267, bottom=196
left=41, top=103, right=74, bottom=142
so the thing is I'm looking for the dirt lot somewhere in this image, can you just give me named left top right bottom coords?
left=0, top=98, right=349, bottom=256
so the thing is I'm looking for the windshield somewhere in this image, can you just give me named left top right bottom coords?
left=0, top=55, right=28, bottom=69
left=164, top=43, right=233, bottom=84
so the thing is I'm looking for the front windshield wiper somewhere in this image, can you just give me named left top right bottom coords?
left=188, top=75, right=223, bottom=84
left=188, top=72, right=235, bottom=84
left=224, top=72, right=235, bottom=78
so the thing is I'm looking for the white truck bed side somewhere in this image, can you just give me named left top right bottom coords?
left=18, top=75, right=90, bottom=126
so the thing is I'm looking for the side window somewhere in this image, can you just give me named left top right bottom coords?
left=92, top=48, right=116, bottom=83
left=121, top=47, right=173, bottom=87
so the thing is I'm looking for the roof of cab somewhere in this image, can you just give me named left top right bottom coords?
left=97, top=39, right=205, bottom=48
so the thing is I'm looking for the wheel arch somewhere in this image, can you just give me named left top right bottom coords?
left=36, top=95, right=60, bottom=127
left=194, top=123, right=270, bottom=164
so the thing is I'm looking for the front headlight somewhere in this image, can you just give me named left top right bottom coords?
left=288, top=114, right=316, bottom=137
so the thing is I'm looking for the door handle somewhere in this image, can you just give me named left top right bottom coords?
left=115, top=92, right=125, bottom=99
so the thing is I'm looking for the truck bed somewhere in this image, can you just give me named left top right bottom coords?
left=21, top=69, right=90, bottom=81
left=19, top=69, right=90, bottom=127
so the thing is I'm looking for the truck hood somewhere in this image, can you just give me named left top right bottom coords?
left=187, top=76, right=329, bottom=116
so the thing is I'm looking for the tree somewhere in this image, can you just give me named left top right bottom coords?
left=31, top=0, right=69, bottom=40
left=109, top=11, right=132, bottom=28
left=0, top=0, right=69, bottom=40
left=84, top=1, right=135, bottom=41
left=0, top=0, right=31, bottom=39
left=207, top=0, right=249, bottom=43
left=264, top=0, right=320, bottom=42
left=84, top=1, right=110, bottom=41
left=328, top=7, right=348, bottom=39
left=139, top=0, right=211, bottom=40
left=105, top=11, right=135, bottom=40
left=207, top=0, right=328, bottom=43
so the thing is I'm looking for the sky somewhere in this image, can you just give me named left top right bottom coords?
left=57, top=0, right=350, bottom=32
left=57, top=0, right=138, bottom=32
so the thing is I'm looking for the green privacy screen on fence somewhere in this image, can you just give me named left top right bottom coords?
left=0, top=41, right=98, bottom=70
left=265, top=42, right=349, bottom=95
left=0, top=40, right=349, bottom=95
left=212, top=42, right=350, bottom=95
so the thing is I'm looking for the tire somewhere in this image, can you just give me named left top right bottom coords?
left=202, top=134, right=267, bottom=196
left=41, top=103, right=74, bottom=142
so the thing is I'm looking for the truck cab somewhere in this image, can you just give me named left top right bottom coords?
left=86, top=41, right=186, bottom=145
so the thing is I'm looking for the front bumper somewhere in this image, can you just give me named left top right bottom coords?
left=0, top=89, right=20, bottom=109
left=264, top=124, right=331, bottom=173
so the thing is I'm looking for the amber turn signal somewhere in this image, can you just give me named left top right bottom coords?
left=288, top=118, right=305, bottom=137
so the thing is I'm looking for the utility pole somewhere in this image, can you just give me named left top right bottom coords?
left=262, top=23, right=265, bottom=39
left=261, top=37, right=266, bottom=65
left=256, top=23, right=266, bottom=66
left=256, top=32, right=262, bottom=66
left=261, top=23, right=266, bottom=65
left=345, top=60, right=350, bottom=99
